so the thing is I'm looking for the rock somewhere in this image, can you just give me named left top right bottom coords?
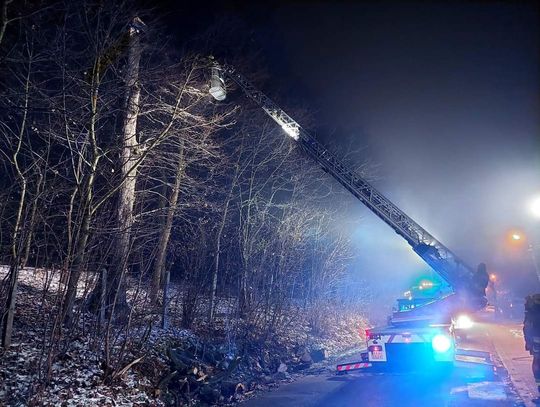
left=199, top=384, right=221, bottom=404
left=168, top=348, right=189, bottom=372
left=220, top=380, right=245, bottom=397
left=218, top=359, right=230, bottom=370
left=277, top=362, right=288, bottom=373
left=260, top=375, right=274, bottom=384
left=274, top=371, right=291, bottom=381
left=310, top=349, right=327, bottom=363
left=300, top=350, right=313, bottom=364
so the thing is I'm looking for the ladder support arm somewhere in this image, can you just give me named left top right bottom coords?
left=211, top=61, right=477, bottom=292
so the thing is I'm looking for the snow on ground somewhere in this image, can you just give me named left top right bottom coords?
left=0, top=267, right=370, bottom=406
left=0, top=267, right=163, bottom=406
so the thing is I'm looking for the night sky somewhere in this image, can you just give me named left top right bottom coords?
left=161, top=1, right=540, bottom=311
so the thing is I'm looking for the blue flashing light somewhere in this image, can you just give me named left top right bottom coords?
left=432, top=334, right=452, bottom=353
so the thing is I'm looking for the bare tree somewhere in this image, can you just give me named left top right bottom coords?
left=108, top=17, right=146, bottom=317
left=141, top=57, right=232, bottom=308
left=208, top=151, right=241, bottom=321
left=150, top=138, right=184, bottom=306
left=0, top=28, right=37, bottom=347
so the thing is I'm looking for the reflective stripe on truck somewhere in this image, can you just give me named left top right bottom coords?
left=336, top=362, right=372, bottom=372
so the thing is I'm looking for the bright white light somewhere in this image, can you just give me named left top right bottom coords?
left=432, top=334, right=452, bottom=353
left=209, top=67, right=227, bottom=101
left=512, top=233, right=522, bottom=241
left=455, top=314, right=474, bottom=330
left=529, top=196, right=540, bottom=219
left=280, top=123, right=300, bottom=140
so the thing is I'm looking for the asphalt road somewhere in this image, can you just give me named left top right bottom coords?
left=243, top=321, right=525, bottom=406
left=484, top=320, right=537, bottom=405
left=243, top=366, right=513, bottom=407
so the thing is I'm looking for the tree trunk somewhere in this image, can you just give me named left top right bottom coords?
left=0, top=0, right=13, bottom=48
left=208, top=166, right=238, bottom=321
left=150, top=139, right=184, bottom=304
left=1, top=58, right=30, bottom=347
left=108, top=19, right=144, bottom=317
left=161, top=267, right=170, bottom=329
left=62, top=52, right=102, bottom=325
left=2, top=262, right=20, bottom=348
left=209, top=211, right=226, bottom=321
left=60, top=184, right=79, bottom=286
left=22, top=170, right=43, bottom=268
left=62, top=162, right=98, bottom=325
left=99, top=267, right=107, bottom=329
left=1, top=184, right=26, bottom=347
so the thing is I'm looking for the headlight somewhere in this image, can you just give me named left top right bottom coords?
left=432, top=334, right=452, bottom=353
left=455, top=314, right=473, bottom=330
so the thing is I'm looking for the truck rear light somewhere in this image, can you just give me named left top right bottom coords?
left=365, top=329, right=381, bottom=340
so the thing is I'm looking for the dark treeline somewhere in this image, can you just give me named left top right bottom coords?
left=0, top=0, right=364, bottom=383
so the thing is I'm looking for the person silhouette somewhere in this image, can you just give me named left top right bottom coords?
left=524, top=294, right=540, bottom=395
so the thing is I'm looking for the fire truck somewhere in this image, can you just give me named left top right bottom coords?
left=208, top=59, right=489, bottom=370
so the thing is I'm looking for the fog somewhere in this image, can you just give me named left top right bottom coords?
left=255, top=2, right=540, bottom=308
left=165, top=0, right=539, bottom=312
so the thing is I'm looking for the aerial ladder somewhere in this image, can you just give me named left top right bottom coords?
left=208, top=59, right=490, bottom=368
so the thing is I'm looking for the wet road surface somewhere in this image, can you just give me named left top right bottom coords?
left=243, top=364, right=513, bottom=406
left=243, top=320, right=526, bottom=406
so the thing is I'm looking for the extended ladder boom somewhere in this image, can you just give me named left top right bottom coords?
left=211, top=62, right=475, bottom=292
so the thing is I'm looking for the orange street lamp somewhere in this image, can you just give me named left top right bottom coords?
left=506, top=230, right=527, bottom=248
